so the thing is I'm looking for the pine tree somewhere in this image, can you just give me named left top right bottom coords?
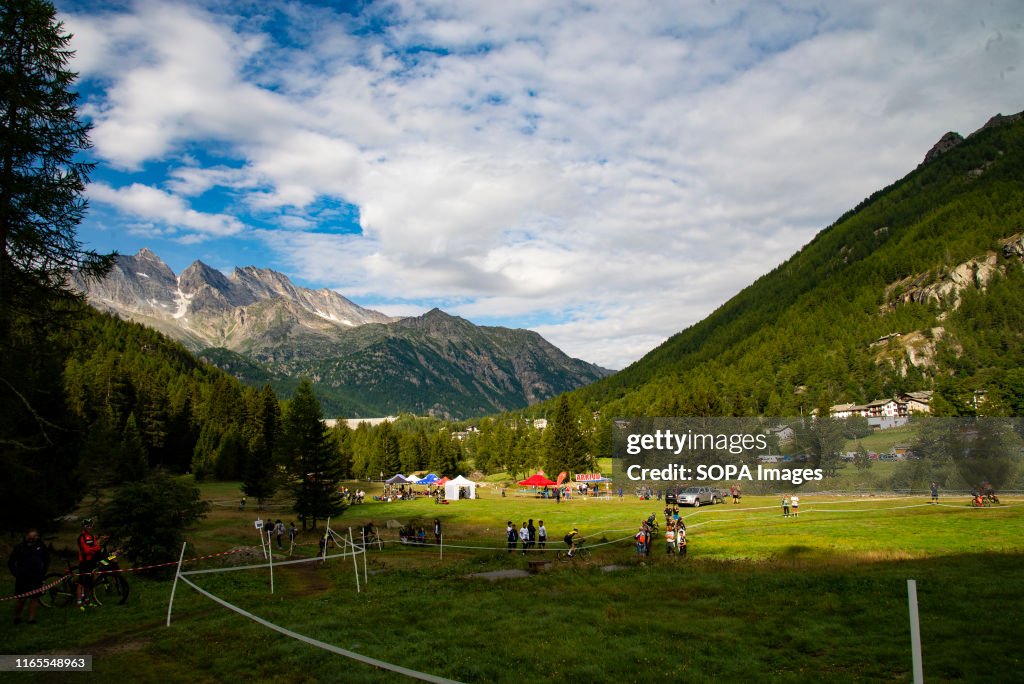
left=0, top=0, right=113, bottom=328
left=282, top=378, right=345, bottom=529
left=119, top=412, right=149, bottom=483
left=242, top=385, right=281, bottom=507
left=377, top=421, right=401, bottom=476
left=544, top=395, right=592, bottom=476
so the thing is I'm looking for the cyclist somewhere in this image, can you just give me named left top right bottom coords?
left=564, top=527, right=581, bottom=557
left=76, top=518, right=107, bottom=610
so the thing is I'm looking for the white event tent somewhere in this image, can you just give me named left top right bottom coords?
left=444, top=475, right=477, bottom=500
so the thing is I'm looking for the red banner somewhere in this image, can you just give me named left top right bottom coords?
left=574, top=473, right=603, bottom=482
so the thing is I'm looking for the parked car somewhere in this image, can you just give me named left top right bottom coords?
left=666, top=486, right=724, bottom=507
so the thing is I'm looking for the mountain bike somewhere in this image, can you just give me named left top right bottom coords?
left=556, top=540, right=591, bottom=563
left=39, top=545, right=129, bottom=608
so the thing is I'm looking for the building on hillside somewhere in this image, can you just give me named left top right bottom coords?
left=830, top=403, right=861, bottom=419
left=767, top=425, right=795, bottom=444
left=829, top=390, right=933, bottom=422
left=898, top=390, right=934, bottom=415
left=533, top=418, right=548, bottom=430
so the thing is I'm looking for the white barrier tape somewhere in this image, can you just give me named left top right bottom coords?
left=178, top=575, right=461, bottom=683
left=180, top=548, right=364, bottom=577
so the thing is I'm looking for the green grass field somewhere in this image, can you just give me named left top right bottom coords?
left=3, top=480, right=1022, bottom=683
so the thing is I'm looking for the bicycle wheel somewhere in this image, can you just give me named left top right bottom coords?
left=578, top=548, right=593, bottom=563
left=98, top=573, right=130, bottom=602
left=91, top=573, right=128, bottom=605
left=88, top=575, right=105, bottom=606
left=556, top=550, right=569, bottom=562
left=42, top=574, right=74, bottom=608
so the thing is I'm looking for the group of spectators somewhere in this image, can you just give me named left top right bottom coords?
left=257, top=518, right=298, bottom=549
left=399, top=519, right=443, bottom=545
left=340, top=487, right=366, bottom=504
left=506, top=519, right=548, bottom=553
left=376, top=484, right=415, bottom=502
left=634, top=508, right=688, bottom=558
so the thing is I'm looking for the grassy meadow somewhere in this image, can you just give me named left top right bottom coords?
left=3, top=479, right=1023, bottom=683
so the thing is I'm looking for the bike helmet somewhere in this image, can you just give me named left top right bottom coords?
left=82, top=517, right=93, bottom=527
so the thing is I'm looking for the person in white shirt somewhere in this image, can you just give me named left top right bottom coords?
left=537, top=521, right=547, bottom=549
left=519, top=521, right=529, bottom=554
left=791, top=495, right=800, bottom=517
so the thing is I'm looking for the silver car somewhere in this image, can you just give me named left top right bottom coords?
left=675, top=486, right=722, bottom=507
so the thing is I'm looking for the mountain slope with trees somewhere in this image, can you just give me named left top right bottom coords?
left=562, top=111, right=1024, bottom=418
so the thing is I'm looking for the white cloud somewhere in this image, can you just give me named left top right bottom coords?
left=65, top=0, right=1024, bottom=368
left=89, top=183, right=245, bottom=240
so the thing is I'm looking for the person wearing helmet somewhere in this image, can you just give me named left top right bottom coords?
left=76, top=518, right=107, bottom=610
left=563, top=527, right=581, bottom=557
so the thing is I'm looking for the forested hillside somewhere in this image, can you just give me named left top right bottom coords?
left=562, top=112, right=1024, bottom=418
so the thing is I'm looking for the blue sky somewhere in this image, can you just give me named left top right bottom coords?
left=58, top=0, right=1023, bottom=369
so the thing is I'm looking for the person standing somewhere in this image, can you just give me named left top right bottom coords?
left=782, top=495, right=790, bottom=518
left=930, top=482, right=939, bottom=504
left=634, top=524, right=646, bottom=555
left=791, top=494, right=800, bottom=518
left=527, top=519, right=536, bottom=551
left=519, top=521, right=529, bottom=554
left=733, top=485, right=741, bottom=504
left=8, top=529, right=49, bottom=625
left=506, top=521, right=516, bottom=553
left=274, top=520, right=285, bottom=549
left=537, top=520, right=547, bottom=549
left=433, top=518, right=442, bottom=545
left=678, top=526, right=688, bottom=558
left=665, top=522, right=676, bottom=556
left=76, top=519, right=106, bottom=610
left=288, top=522, right=298, bottom=548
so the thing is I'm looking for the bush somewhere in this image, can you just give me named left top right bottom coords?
left=101, top=472, right=210, bottom=563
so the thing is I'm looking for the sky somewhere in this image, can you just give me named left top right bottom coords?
left=58, top=0, right=1023, bottom=370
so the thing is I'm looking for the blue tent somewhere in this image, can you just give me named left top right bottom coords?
left=416, top=473, right=441, bottom=485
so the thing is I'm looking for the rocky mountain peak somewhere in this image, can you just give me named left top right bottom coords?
left=180, top=260, right=230, bottom=291
left=921, top=131, right=964, bottom=166
left=970, top=110, right=1024, bottom=137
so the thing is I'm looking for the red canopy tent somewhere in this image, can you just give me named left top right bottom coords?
left=518, top=473, right=557, bottom=487
left=436, top=476, right=450, bottom=486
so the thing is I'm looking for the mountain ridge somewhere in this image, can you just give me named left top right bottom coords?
left=74, top=251, right=611, bottom=418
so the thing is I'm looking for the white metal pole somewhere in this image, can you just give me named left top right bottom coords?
left=268, top=530, right=275, bottom=595
left=349, top=528, right=361, bottom=593
left=165, top=542, right=188, bottom=627
left=362, top=530, right=368, bottom=584
left=907, top=579, right=924, bottom=684
left=322, top=517, right=331, bottom=563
